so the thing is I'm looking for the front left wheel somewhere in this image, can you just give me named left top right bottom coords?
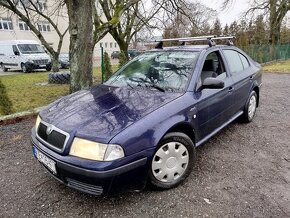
left=149, top=132, right=195, bottom=190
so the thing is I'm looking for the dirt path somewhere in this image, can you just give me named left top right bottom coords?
left=0, top=73, right=289, bottom=218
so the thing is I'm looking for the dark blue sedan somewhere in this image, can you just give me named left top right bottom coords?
left=31, top=37, right=262, bottom=196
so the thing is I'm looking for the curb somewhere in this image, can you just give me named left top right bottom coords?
left=0, top=107, right=44, bottom=125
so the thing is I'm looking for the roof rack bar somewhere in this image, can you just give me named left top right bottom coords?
left=154, top=35, right=235, bottom=49
left=155, top=35, right=217, bottom=43
left=211, top=36, right=235, bottom=40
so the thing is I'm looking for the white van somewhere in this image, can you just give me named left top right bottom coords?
left=0, top=40, right=52, bottom=73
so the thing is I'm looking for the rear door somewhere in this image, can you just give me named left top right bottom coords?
left=222, top=49, right=254, bottom=112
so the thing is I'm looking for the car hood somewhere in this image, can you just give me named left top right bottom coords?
left=40, top=85, right=182, bottom=142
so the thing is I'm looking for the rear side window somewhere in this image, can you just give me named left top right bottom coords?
left=223, top=50, right=244, bottom=74
left=239, top=54, right=250, bottom=69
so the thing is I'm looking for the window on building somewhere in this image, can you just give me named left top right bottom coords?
left=100, top=42, right=103, bottom=48
left=0, top=18, right=13, bottom=30
left=115, top=43, right=117, bottom=48
left=38, top=22, right=51, bottom=32
left=110, top=42, right=113, bottom=48
left=18, top=20, right=30, bottom=31
left=37, top=0, right=48, bottom=11
left=105, top=42, right=108, bottom=48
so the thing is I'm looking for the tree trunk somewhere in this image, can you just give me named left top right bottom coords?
left=65, top=0, right=94, bottom=93
left=118, top=41, right=129, bottom=61
left=51, top=53, right=60, bottom=72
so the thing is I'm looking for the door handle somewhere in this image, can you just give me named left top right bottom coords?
left=249, top=75, right=254, bottom=80
left=228, top=87, right=234, bottom=93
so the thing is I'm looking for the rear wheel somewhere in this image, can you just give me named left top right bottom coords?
left=1, top=63, right=8, bottom=72
left=149, top=132, right=195, bottom=190
left=241, top=91, right=257, bottom=123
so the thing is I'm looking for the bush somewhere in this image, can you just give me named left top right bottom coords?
left=119, top=50, right=128, bottom=68
left=104, top=51, right=113, bottom=81
left=0, top=78, right=13, bottom=115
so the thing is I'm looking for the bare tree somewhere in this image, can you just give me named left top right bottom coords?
left=162, top=2, right=216, bottom=39
left=0, top=0, right=69, bottom=72
left=223, top=0, right=290, bottom=45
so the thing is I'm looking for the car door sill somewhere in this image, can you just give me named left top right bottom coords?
left=196, top=111, right=244, bottom=147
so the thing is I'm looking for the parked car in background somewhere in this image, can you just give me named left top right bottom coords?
left=31, top=36, right=262, bottom=196
left=128, top=49, right=141, bottom=59
left=111, top=51, right=120, bottom=59
left=59, top=53, right=70, bottom=69
left=0, top=40, right=51, bottom=73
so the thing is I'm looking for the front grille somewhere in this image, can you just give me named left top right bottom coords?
left=67, top=178, right=103, bottom=195
left=33, top=59, right=49, bottom=65
left=37, top=122, right=67, bottom=150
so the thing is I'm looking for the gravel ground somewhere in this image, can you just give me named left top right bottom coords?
left=0, top=73, right=289, bottom=218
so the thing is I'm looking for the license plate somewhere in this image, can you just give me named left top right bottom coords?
left=33, top=147, right=57, bottom=175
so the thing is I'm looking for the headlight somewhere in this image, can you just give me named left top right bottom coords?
left=69, top=137, right=125, bottom=161
left=35, top=115, right=41, bottom=130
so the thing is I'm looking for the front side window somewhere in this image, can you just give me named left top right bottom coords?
left=223, top=50, right=244, bottom=74
left=197, top=51, right=227, bottom=89
left=18, top=44, right=45, bottom=54
left=106, top=51, right=198, bottom=92
left=0, top=18, right=13, bottom=30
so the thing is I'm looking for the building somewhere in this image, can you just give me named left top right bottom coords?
left=0, top=0, right=119, bottom=65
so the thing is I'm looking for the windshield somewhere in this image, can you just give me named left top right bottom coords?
left=105, top=51, right=198, bottom=92
left=18, top=44, right=45, bottom=54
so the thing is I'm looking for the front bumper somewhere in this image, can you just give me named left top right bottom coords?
left=25, top=61, right=51, bottom=70
left=31, top=132, right=150, bottom=196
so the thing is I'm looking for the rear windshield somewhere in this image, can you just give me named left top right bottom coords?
left=105, top=51, right=198, bottom=92
left=18, top=44, right=45, bottom=54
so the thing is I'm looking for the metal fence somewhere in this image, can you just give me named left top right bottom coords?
left=240, top=44, right=290, bottom=63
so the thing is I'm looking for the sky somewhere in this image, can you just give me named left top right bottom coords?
left=201, top=0, right=250, bottom=26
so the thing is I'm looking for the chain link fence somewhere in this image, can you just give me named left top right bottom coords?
left=240, top=44, right=290, bottom=63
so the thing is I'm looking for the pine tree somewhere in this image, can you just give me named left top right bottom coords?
left=211, top=19, right=222, bottom=36
left=104, top=52, right=113, bottom=81
left=119, top=50, right=128, bottom=68
left=223, top=24, right=229, bottom=36
left=0, top=78, right=13, bottom=115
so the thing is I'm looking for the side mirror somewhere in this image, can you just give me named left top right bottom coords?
left=202, top=77, right=224, bottom=89
left=14, top=51, right=20, bottom=56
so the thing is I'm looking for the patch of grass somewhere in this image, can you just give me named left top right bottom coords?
left=0, top=71, right=69, bottom=116
left=0, top=65, right=120, bottom=116
left=263, top=59, right=290, bottom=73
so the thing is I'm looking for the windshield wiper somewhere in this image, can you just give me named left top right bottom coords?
left=146, top=83, right=165, bottom=92
left=129, top=77, right=165, bottom=92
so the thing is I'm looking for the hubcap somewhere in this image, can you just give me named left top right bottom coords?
left=248, top=95, right=257, bottom=119
left=152, top=142, right=189, bottom=183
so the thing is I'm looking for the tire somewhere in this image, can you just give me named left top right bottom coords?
left=149, top=132, right=195, bottom=190
left=1, top=63, right=8, bottom=72
left=241, top=90, right=257, bottom=123
left=48, top=72, right=70, bottom=84
left=46, top=64, right=52, bottom=71
left=21, top=63, right=30, bottom=73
